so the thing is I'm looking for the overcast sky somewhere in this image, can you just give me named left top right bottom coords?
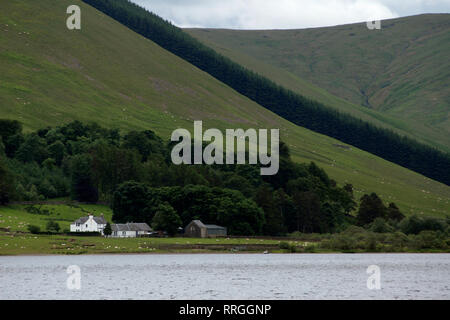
left=132, top=0, right=450, bottom=29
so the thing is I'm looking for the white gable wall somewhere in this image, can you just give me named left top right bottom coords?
left=70, top=215, right=106, bottom=234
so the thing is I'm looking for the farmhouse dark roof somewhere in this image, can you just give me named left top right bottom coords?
left=73, top=215, right=107, bottom=225
left=94, top=216, right=107, bottom=224
left=111, top=223, right=152, bottom=232
left=74, top=217, right=89, bottom=224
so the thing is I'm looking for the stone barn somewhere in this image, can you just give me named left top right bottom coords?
left=184, top=220, right=227, bottom=238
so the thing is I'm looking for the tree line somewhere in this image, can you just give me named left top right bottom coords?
left=82, top=0, right=450, bottom=186
left=1, top=119, right=422, bottom=236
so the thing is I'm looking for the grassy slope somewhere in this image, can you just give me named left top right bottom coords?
left=0, top=203, right=113, bottom=233
left=186, top=14, right=450, bottom=152
left=0, top=0, right=449, bottom=218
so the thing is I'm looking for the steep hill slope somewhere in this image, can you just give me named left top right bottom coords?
left=80, top=0, right=450, bottom=187
left=0, top=0, right=449, bottom=217
left=186, top=14, right=450, bottom=152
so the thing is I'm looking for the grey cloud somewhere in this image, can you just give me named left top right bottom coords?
left=133, top=0, right=450, bottom=29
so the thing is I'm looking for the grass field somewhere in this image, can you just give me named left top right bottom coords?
left=0, top=234, right=289, bottom=255
left=0, top=0, right=449, bottom=218
left=186, top=14, right=450, bottom=153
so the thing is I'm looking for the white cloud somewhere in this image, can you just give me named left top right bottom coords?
left=133, top=0, right=450, bottom=29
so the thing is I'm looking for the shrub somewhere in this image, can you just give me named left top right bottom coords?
left=422, top=217, right=447, bottom=233
left=342, top=225, right=366, bottom=235
left=399, top=215, right=446, bottom=235
left=46, top=220, right=60, bottom=233
left=25, top=206, right=51, bottom=215
left=329, top=234, right=355, bottom=251
left=279, top=241, right=290, bottom=250
left=103, top=222, right=112, bottom=236
left=385, top=231, right=409, bottom=249
left=288, top=232, right=326, bottom=241
left=370, top=218, right=394, bottom=233
left=304, top=244, right=316, bottom=253
left=279, top=241, right=297, bottom=252
left=361, top=234, right=377, bottom=252
left=413, top=231, right=447, bottom=249
left=27, top=225, right=40, bottom=234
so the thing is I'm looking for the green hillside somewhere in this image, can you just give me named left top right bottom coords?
left=186, top=14, right=450, bottom=152
left=0, top=0, right=449, bottom=217
left=0, top=203, right=113, bottom=233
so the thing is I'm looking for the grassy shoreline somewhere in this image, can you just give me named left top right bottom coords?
left=1, top=233, right=448, bottom=256
left=0, top=232, right=284, bottom=255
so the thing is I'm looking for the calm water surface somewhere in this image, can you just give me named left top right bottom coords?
left=0, top=253, right=449, bottom=299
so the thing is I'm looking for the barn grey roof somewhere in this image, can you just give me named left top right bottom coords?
left=111, top=223, right=152, bottom=232
left=190, top=220, right=206, bottom=228
left=204, top=224, right=226, bottom=230
left=72, top=215, right=107, bottom=225
left=189, top=220, right=225, bottom=230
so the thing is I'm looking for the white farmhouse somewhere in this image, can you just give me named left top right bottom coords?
left=70, top=214, right=107, bottom=234
left=111, top=223, right=152, bottom=238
